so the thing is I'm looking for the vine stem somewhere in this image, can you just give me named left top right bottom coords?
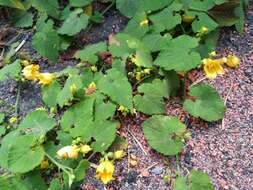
left=101, top=0, right=116, bottom=16
left=14, top=81, right=21, bottom=117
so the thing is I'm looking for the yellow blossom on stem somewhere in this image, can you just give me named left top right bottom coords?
left=57, top=145, right=79, bottom=159
left=38, top=73, right=55, bottom=86
left=22, top=64, right=40, bottom=81
left=113, top=150, right=125, bottom=160
left=9, top=117, right=17, bottom=124
left=96, top=159, right=115, bottom=184
left=208, top=51, right=217, bottom=57
left=226, top=54, right=240, bottom=68
left=139, top=19, right=149, bottom=27
left=118, top=105, right=127, bottom=113
left=135, top=72, right=142, bottom=81
left=21, top=60, right=30, bottom=66
left=80, top=144, right=92, bottom=154
left=143, top=69, right=151, bottom=74
left=203, top=58, right=224, bottom=79
left=70, top=83, right=77, bottom=94
left=200, top=26, right=208, bottom=34
left=40, top=159, right=49, bottom=169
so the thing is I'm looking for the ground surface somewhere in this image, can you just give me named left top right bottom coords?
left=0, top=1, right=252, bottom=190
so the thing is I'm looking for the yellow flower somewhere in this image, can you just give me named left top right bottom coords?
left=38, top=73, right=55, bottom=86
left=139, top=19, right=149, bottom=27
left=143, top=69, right=151, bottom=74
left=70, top=83, right=77, bottom=94
left=89, top=82, right=96, bottom=89
left=208, top=51, right=217, bottom=57
left=9, top=117, right=17, bottom=124
left=203, top=58, right=224, bottom=79
left=200, top=26, right=208, bottom=34
left=181, top=14, right=195, bottom=23
left=21, top=60, right=30, bottom=66
left=135, top=72, right=142, bottom=81
left=40, top=159, right=49, bottom=169
left=80, top=144, right=92, bottom=154
left=22, top=64, right=40, bottom=81
left=118, top=105, right=127, bottom=113
left=91, top=65, right=98, bottom=72
left=57, top=145, right=79, bottom=159
left=113, top=150, right=125, bottom=160
left=226, top=54, right=240, bottom=68
left=96, top=160, right=115, bottom=184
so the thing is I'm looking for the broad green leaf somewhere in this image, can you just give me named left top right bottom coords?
left=141, top=34, right=172, bottom=52
left=190, top=12, right=218, bottom=33
left=149, top=3, right=182, bottom=33
left=93, top=93, right=116, bottom=121
left=174, top=176, right=189, bottom=190
left=108, top=33, right=135, bottom=57
left=0, top=60, right=21, bottom=82
left=57, top=74, right=83, bottom=107
left=48, top=179, right=62, bottom=190
left=74, top=42, right=107, bottom=64
left=139, top=0, right=171, bottom=12
left=143, top=115, right=186, bottom=155
left=183, top=84, right=225, bottom=121
left=91, top=120, right=117, bottom=152
left=0, top=131, right=19, bottom=168
left=154, top=35, right=201, bottom=72
left=58, top=9, right=89, bottom=36
left=0, top=113, right=4, bottom=123
left=0, top=0, right=25, bottom=10
left=116, top=0, right=142, bottom=18
left=97, top=68, right=133, bottom=109
left=234, top=2, right=245, bottom=33
left=31, top=0, right=59, bottom=18
left=132, top=50, right=153, bottom=68
left=163, top=70, right=180, bottom=96
left=124, top=12, right=149, bottom=39
left=24, top=170, right=48, bottom=190
left=19, top=110, right=56, bottom=137
left=57, top=131, right=73, bottom=146
left=134, top=79, right=169, bottom=115
left=189, top=170, right=214, bottom=190
left=74, top=160, right=89, bottom=182
left=8, top=135, right=45, bottom=173
left=0, top=177, right=10, bottom=190
left=32, top=21, right=60, bottom=62
left=10, top=10, right=33, bottom=28
left=42, top=81, right=61, bottom=108
left=69, top=0, right=91, bottom=7
left=60, top=98, right=94, bottom=136
left=0, top=126, right=6, bottom=136
left=195, top=30, right=219, bottom=58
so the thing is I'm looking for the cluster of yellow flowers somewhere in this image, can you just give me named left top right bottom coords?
left=203, top=53, right=240, bottom=79
left=56, top=144, right=92, bottom=159
left=96, top=150, right=125, bottom=184
left=22, top=60, right=55, bottom=86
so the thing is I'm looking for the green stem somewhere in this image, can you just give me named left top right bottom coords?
left=101, top=0, right=116, bottom=16
left=14, top=81, right=21, bottom=117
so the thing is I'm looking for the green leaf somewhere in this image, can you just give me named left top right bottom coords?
left=154, top=35, right=201, bottom=72
left=174, top=176, right=189, bottom=190
left=139, top=0, right=171, bottom=12
left=98, top=68, right=133, bottom=109
left=183, top=84, right=225, bottom=121
left=0, top=177, right=10, bottom=190
left=57, top=74, right=83, bottom=107
left=0, top=0, right=25, bottom=10
left=0, top=59, right=21, bottom=82
left=134, top=79, right=169, bottom=115
left=74, top=160, right=89, bottom=182
left=31, top=0, right=59, bottom=18
left=0, top=126, right=6, bottom=136
left=149, top=3, right=182, bottom=33
left=0, top=113, right=4, bottom=123
left=141, top=33, right=172, bottom=52
left=10, top=10, right=33, bottom=28
left=234, top=2, right=245, bottom=33
left=69, top=0, right=91, bottom=7
left=8, top=135, right=45, bottom=173
left=74, top=42, right=107, bottom=64
left=190, top=12, right=219, bottom=33
left=58, top=9, right=89, bottom=36
left=42, top=81, right=61, bottom=108
left=19, top=110, right=56, bottom=137
left=116, top=0, right=142, bottom=18
left=48, top=179, right=62, bottom=190
left=32, top=21, right=60, bottom=62
left=124, top=12, right=149, bottom=39
left=91, top=120, right=117, bottom=152
left=24, top=170, right=48, bottom=190
left=60, top=98, right=94, bottom=136
left=142, top=115, right=186, bottom=155
left=189, top=170, right=214, bottom=190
